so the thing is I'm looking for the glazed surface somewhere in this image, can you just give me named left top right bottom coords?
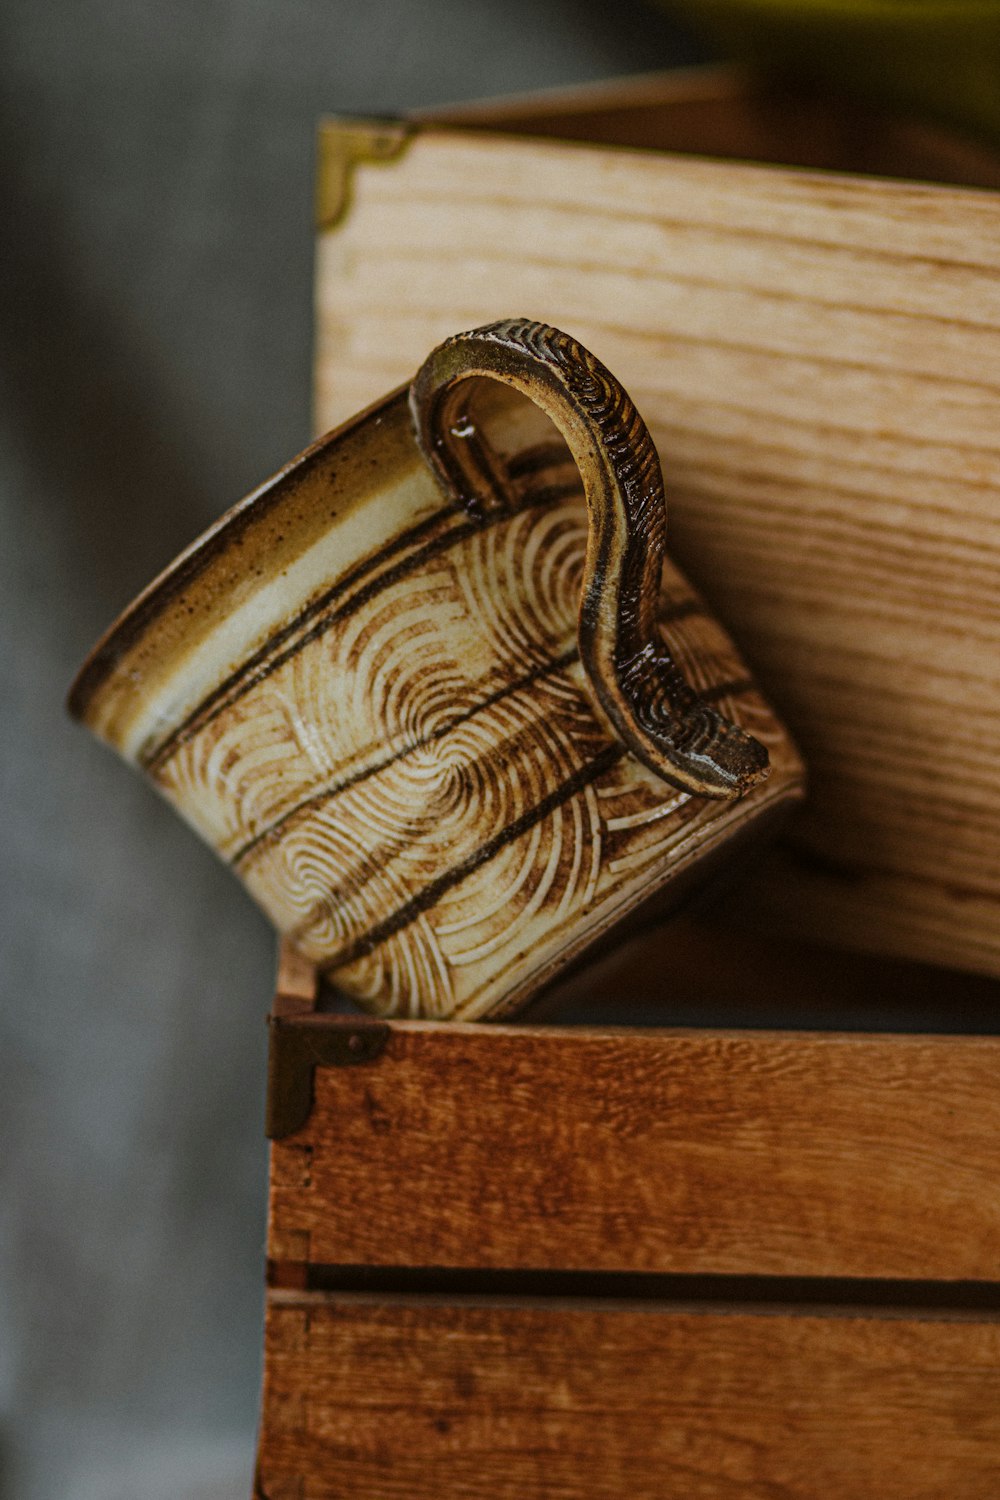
left=73, top=343, right=802, bottom=1019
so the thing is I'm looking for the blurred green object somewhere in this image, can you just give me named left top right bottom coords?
left=661, top=0, right=1000, bottom=145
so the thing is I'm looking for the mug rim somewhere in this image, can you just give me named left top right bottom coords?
left=67, top=381, right=409, bottom=725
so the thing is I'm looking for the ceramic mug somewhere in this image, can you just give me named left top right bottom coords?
left=71, top=318, right=804, bottom=1020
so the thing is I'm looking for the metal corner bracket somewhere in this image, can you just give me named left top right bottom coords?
left=315, top=116, right=413, bottom=231
left=266, top=1011, right=390, bottom=1140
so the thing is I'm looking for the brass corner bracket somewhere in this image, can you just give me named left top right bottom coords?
left=266, top=1011, right=390, bottom=1140
left=315, top=117, right=412, bottom=231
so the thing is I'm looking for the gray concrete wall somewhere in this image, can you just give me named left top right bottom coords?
left=0, top=5, right=701, bottom=1496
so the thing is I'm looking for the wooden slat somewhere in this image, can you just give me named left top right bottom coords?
left=314, top=121, right=1000, bottom=981
left=267, top=1022, right=1000, bottom=1279
left=422, top=65, right=1000, bottom=191
left=257, top=1291, right=1000, bottom=1499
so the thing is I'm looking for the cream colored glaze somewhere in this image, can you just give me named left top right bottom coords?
left=71, top=325, right=804, bottom=1020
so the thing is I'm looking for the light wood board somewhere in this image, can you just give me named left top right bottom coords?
left=315, top=105, right=1000, bottom=982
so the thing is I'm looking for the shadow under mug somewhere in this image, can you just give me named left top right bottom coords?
left=70, top=318, right=804, bottom=1020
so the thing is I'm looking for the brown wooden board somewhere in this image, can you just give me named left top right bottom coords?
left=267, top=1019, right=1000, bottom=1281
left=257, top=1290, right=1000, bottom=1499
left=314, top=81, right=1000, bottom=983
left=421, top=65, right=1000, bottom=191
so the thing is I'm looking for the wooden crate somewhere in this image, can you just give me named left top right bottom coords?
left=313, top=67, right=1000, bottom=983
left=255, top=74, right=1000, bottom=1496
left=256, top=940, right=1000, bottom=1499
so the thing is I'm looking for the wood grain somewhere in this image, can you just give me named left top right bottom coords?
left=257, top=1291, right=1000, bottom=1499
left=314, top=117, right=1000, bottom=980
left=267, top=1021, right=1000, bottom=1280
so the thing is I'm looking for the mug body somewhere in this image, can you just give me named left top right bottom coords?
left=71, top=323, right=804, bottom=1019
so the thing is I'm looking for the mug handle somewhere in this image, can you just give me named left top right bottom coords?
left=410, top=318, right=769, bottom=800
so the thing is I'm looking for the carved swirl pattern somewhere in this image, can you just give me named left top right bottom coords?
left=152, top=428, right=798, bottom=1020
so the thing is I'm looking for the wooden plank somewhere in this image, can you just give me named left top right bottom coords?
left=422, top=65, right=1000, bottom=190
left=531, top=914, right=1000, bottom=1031
left=267, top=1022, right=1000, bottom=1279
left=257, top=1291, right=1000, bottom=1499
left=314, top=122, right=1000, bottom=981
